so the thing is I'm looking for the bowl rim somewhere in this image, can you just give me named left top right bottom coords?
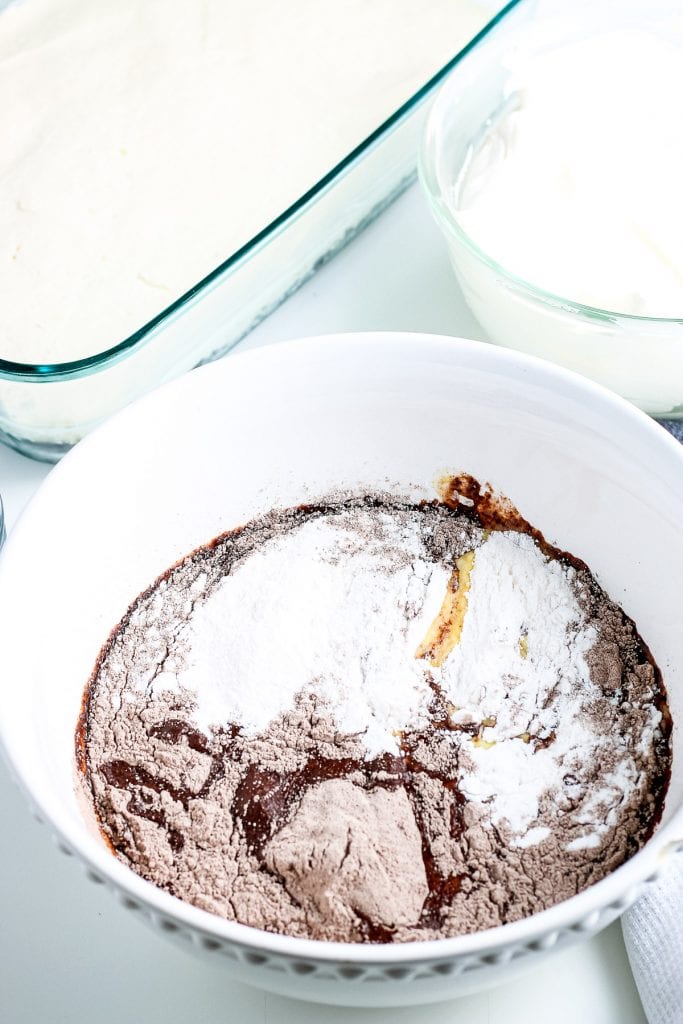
left=418, top=33, right=683, bottom=327
left=1, top=331, right=682, bottom=965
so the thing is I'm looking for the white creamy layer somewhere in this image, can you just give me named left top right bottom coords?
left=127, top=511, right=653, bottom=846
left=0, top=0, right=489, bottom=364
left=455, top=30, right=683, bottom=317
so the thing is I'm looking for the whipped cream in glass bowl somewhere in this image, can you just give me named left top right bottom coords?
left=420, top=0, right=683, bottom=417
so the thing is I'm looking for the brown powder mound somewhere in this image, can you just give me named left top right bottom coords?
left=265, top=780, right=429, bottom=938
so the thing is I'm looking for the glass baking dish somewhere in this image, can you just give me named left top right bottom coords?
left=0, top=0, right=519, bottom=462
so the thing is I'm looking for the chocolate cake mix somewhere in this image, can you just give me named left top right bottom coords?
left=77, top=478, right=672, bottom=942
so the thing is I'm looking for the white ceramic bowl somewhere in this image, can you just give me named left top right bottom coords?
left=0, top=333, right=681, bottom=1008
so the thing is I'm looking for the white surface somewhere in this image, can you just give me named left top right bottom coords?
left=0, top=185, right=648, bottom=1022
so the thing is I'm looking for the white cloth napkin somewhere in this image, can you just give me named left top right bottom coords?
left=622, top=847, right=683, bottom=1024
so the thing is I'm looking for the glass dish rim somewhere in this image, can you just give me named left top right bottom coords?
left=418, top=16, right=683, bottom=329
left=0, top=0, right=522, bottom=385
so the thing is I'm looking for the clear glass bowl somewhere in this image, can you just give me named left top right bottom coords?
left=0, top=1, right=517, bottom=462
left=419, top=0, right=683, bottom=419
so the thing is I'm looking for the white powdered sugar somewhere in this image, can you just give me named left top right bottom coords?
left=439, top=530, right=601, bottom=837
left=439, top=530, right=597, bottom=739
left=163, top=512, right=451, bottom=755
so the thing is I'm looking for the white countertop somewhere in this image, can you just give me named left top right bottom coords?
left=0, top=183, right=648, bottom=1024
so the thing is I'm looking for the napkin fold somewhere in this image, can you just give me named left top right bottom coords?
left=622, top=847, right=683, bottom=1024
